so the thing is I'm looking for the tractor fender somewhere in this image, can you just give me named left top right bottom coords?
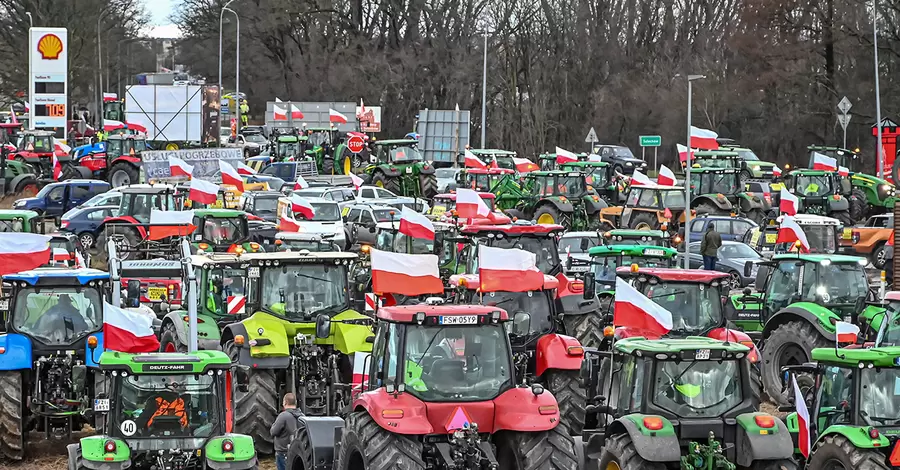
left=693, top=195, right=733, bottom=211
left=0, top=333, right=32, bottom=370
left=8, top=173, right=37, bottom=193
left=493, top=386, right=560, bottom=433
left=539, top=199, right=574, bottom=214
left=161, top=311, right=222, bottom=351
left=103, top=216, right=148, bottom=239
left=377, top=165, right=401, bottom=177
left=110, top=155, right=141, bottom=167
left=534, top=333, right=584, bottom=377
left=734, top=413, right=794, bottom=466
left=289, top=417, right=345, bottom=470
left=205, top=435, right=257, bottom=470
left=761, top=304, right=839, bottom=342
left=814, top=427, right=890, bottom=450
left=221, top=321, right=290, bottom=369
left=417, top=163, right=435, bottom=175
left=587, top=415, right=680, bottom=462
left=73, top=437, right=131, bottom=469
left=353, top=388, right=433, bottom=435
left=583, top=197, right=607, bottom=215
left=738, top=195, right=765, bottom=212
left=829, top=196, right=850, bottom=212
left=71, top=166, right=93, bottom=179
left=329, top=310, right=375, bottom=355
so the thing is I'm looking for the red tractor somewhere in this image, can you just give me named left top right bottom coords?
left=285, top=303, right=578, bottom=470
left=95, top=184, right=180, bottom=261
left=67, top=134, right=144, bottom=187
left=8, top=129, right=64, bottom=179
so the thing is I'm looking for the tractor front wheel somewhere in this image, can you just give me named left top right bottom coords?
left=226, top=340, right=279, bottom=455
left=335, top=411, right=425, bottom=470
left=544, top=370, right=587, bottom=436
left=322, top=152, right=335, bottom=175
left=67, top=444, right=90, bottom=470
left=159, top=322, right=186, bottom=353
left=14, top=177, right=39, bottom=197
left=832, top=210, right=853, bottom=227
left=418, top=173, right=437, bottom=199
left=806, top=434, right=889, bottom=470
left=534, top=205, right=571, bottom=227
left=628, top=212, right=659, bottom=231
left=0, top=370, right=25, bottom=460
left=849, top=188, right=869, bottom=222
left=109, top=162, right=139, bottom=188
left=762, top=320, right=830, bottom=406
left=598, top=433, right=666, bottom=470
left=495, top=426, right=578, bottom=470
left=372, top=172, right=401, bottom=195
left=563, top=313, right=605, bottom=350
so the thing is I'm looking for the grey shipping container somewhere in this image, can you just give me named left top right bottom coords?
left=265, top=101, right=357, bottom=132
left=416, top=108, right=470, bottom=165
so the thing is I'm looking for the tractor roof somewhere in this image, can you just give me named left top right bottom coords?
left=237, top=251, right=357, bottom=264
left=0, top=209, right=38, bottom=219
left=118, top=184, right=176, bottom=194
left=461, top=222, right=564, bottom=236
left=372, top=139, right=418, bottom=146
left=527, top=170, right=583, bottom=177
left=771, top=253, right=865, bottom=264
left=614, top=336, right=750, bottom=355
left=98, top=350, right=232, bottom=374
left=469, top=149, right=516, bottom=156
left=765, top=214, right=840, bottom=226
left=434, top=192, right=496, bottom=201
left=811, top=346, right=900, bottom=368
left=193, top=208, right=245, bottom=218
left=5, top=267, right=109, bottom=285
left=377, top=304, right=509, bottom=323
left=589, top=245, right=677, bottom=258
left=449, top=273, right=559, bottom=291
left=789, top=168, right=832, bottom=175
left=605, top=229, right=667, bottom=239
left=616, top=267, right=728, bottom=283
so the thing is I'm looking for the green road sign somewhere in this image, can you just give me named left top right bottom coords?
left=640, top=135, right=661, bottom=147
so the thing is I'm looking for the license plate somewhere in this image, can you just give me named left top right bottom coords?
left=765, top=233, right=777, bottom=244
left=405, top=167, right=413, bottom=174
left=432, top=206, right=446, bottom=216
left=439, top=315, right=477, bottom=325
left=147, top=287, right=167, bottom=301
left=696, top=349, right=711, bottom=360
left=0, top=300, right=8, bottom=310
left=842, top=228, right=852, bottom=239
left=568, top=265, right=590, bottom=272
left=644, top=249, right=666, bottom=256
left=94, top=398, right=110, bottom=411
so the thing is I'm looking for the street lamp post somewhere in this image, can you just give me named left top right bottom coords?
left=874, top=0, right=884, bottom=178
left=682, top=74, right=706, bottom=269
left=480, top=32, right=487, bottom=149
left=97, top=8, right=110, bottom=131
left=217, top=0, right=236, bottom=147
left=224, top=8, right=240, bottom=135
left=25, top=12, right=32, bottom=28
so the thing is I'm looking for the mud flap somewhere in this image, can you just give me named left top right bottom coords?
left=734, top=416, right=794, bottom=467
left=617, top=418, right=681, bottom=462
left=297, top=416, right=345, bottom=468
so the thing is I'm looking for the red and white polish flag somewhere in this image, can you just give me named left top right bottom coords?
left=773, top=165, right=782, bottom=177
left=54, top=139, right=71, bottom=155
left=614, top=277, right=673, bottom=336
left=75, top=250, right=86, bottom=269
left=658, top=165, right=676, bottom=186
left=399, top=206, right=435, bottom=240
left=279, top=209, right=302, bottom=232
left=236, top=161, right=257, bottom=176
left=464, top=149, right=487, bottom=169
left=52, top=154, right=62, bottom=180
left=779, top=188, right=798, bottom=216
left=835, top=321, right=859, bottom=344
left=630, top=169, right=653, bottom=187
left=455, top=188, right=491, bottom=219
left=52, top=247, right=71, bottom=264
left=350, top=173, right=364, bottom=190
left=556, top=147, right=579, bottom=165
left=219, top=160, right=244, bottom=192
left=189, top=178, right=220, bottom=205
left=812, top=152, right=837, bottom=171
left=103, top=301, right=160, bottom=353
left=478, top=246, right=544, bottom=293
left=0, top=233, right=51, bottom=275
left=103, top=93, right=118, bottom=102
left=513, top=157, right=539, bottom=173
left=792, top=375, right=810, bottom=458
left=126, top=122, right=148, bottom=134
left=290, top=104, right=304, bottom=119
left=371, top=249, right=443, bottom=296
left=169, top=156, right=194, bottom=178
left=149, top=209, right=196, bottom=241
left=777, top=216, right=810, bottom=253
left=838, top=166, right=850, bottom=177
left=690, top=126, right=719, bottom=150
left=329, top=108, right=348, bottom=124
left=290, top=194, right=316, bottom=219
left=293, top=174, right=310, bottom=190
left=677, top=143, right=692, bottom=163
left=103, top=119, right=126, bottom=131
left=351, top=351, right=371, bottom=397
left=227, top=295, right=247, bottom=315
left=273, top=104, right=288, bottom=121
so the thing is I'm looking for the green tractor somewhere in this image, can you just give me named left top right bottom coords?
left=783, top=343, right=900, bottom=469
left=573, top=244, right=678, bottom=300
left=187, top=209, right=266, bottom=255
left=266, top=130, right=305, bottom=161
left=467, top=148, right=518, bottom=171
left=302, top=127, right=367, bottom=175
left=688, top=167, right=768, bottom=223
left=580, top=337, right=797, bottom=469
left=811, top=145, right=897, bottom=222
left=364, top=139, right=437, bottom=198
left=220, top=251, right=373, bottom=454
left=782, top=169, right=853, bottom=225
left=601, top=228, right=675, bottom=247
left=66, top=350, right=258, bottom=470
left=493, top=170, right=608, bottom=229
left=559, top=160, right=627, bottom=205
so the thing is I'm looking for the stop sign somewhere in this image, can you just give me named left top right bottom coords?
left=348, top=135, right=365, bottom=154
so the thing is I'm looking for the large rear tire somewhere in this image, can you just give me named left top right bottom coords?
left=832, top=210, right=853, bottom=227
left=227, top=341, right=279, bottom=455
left=562, top=313, right=605, bottom=350
left=597, top=433, right=666, bottom=470
left=849, top=188, right=869, bottom=223
left=14, top=176, right=39, bottom=197
left=108, top=162, right=139, bottom=188
left=695, top=201, right=724, bottom=217
left=761, top=320, right=830, bottom=406
left=372, top=172, right=401, bottom=196
left=544, top=370, right=587, bottom=436
left=159, top=322, right=186, bottom=353
left=628, top=212, right=660, bottom=230
left=418, top=173, right=437, bottom=199
left=322, top=153, right=335, bottom=175
left=335, top=411, right=425, bottom=470
left=806, top=434, right=889, bottom=470
left=0, top=370, right=25, bottom=460
left=534, top=204, right=571, bottom=228
left=495, top=426, right=579, bottom=470
left=108, top=226, right=141, bottom=261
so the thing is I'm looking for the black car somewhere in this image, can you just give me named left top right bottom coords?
left=239, top=190, right=282, bottom=223
left=592, top=144, right=647, bottom=175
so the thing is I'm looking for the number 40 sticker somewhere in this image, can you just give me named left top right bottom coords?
left=120, top=419, right=137, bottom=437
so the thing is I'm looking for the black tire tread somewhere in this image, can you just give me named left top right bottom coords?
left=0, top=370, right=24, bottom=460
left=336, top=411, right=425, bottom=470
left=372, top=172, right=401, bottom=196
left=419, top=173, right=437, bottom=199
left=544, top=370, right=587, bottom=436
left=832, top=210, right=853, bottom=227
left=159, top=322, right=185, bottom=353
left=598, top=433, right=666, bottom=470
left=497, top=426, right=579, bottom=470
left=562, top=313, right=604, bottom=350
left=762, top=320, right=831, bottom=406
left=807, top=434, right=889, bottom=470
left=629, top=212, right=660, bottom=230
left=109, top=162, right=139, bottom=188
left=233, top=366, right=279, bottom=454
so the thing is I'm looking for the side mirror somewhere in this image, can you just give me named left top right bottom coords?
left=743, top=260, right=754, bottom=278
left=580, top=238, right=590, bottom=251
left=365, top=335, right=375, bottom=343
left=512, top=312, right=531, bottom=337
left=315, top=314, right=331, bottom=339
left=583, top=276, right=595, bottom=300
left=126, top=280, right=141, bottom=307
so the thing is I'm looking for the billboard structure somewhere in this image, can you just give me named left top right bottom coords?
left=265, top=101, right=356, bottom=132
left=29, top=27, right=68, bottom=134
left=416, top=108, right=471, bottom=165
left=125, top=85, right=204, bottom=143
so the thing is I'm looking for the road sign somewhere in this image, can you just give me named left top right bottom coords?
left=838, top=114, right=852, bottom=130
left=348, top=135, right=366, bottom=154
left=640, top=135, right=662, bottom=147
left=838, top=96, right=852, bottom=115
left=585, top=127, right=598, bottom=143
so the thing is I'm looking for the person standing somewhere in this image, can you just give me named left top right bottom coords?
left=700, top=223, right=722, bottom=270
left=270, top=393, right=302, bottom=470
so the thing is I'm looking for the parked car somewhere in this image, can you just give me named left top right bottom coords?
left=227, top=133, right=268, bottom=157
left=679, top=240, right=762, bottom=289
left=354, top=186, right=429, bottom=212
left=344, top=204, right=401, bottom=246
left=219, top=127, right=231, bottom=145
left=686, top=215, right=758, bottom=243
left=59, top=205, right=118, bottom=248
left=13, top=179, right=111, bottom=220
left=278, top=196, right=348, bottom=249
left=435, top=168, right=460, bottom=192
left=558, top=231, right=603, bottom=273
left=62, top=190, right=121, bottom=219
left=293, top=186, right=359, bottom=210
left=591, top=144, right=647, bottom=175
left=844, top=213, right=893, bottom=268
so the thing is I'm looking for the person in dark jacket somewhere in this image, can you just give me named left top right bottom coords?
left=700, top=223, right=722, bottom=270
left=270, top=393, right=302, bottom=470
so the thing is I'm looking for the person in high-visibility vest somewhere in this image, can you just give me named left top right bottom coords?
left=240, top=100, right=249, bottom=126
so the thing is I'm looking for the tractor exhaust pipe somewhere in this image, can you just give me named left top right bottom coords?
left=181, top=239, right=199, bottom=352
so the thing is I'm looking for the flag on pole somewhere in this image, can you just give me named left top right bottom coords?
left=812, top=152, right=837, bottom=171
left=103, top=301, right=160, bottom=353
left=478, top=246, right=544, bottom=292
left=464, top=150, right=487, bottom=169
left=556, top=147, right=579, bottom=165
left=371, top=249, right=443, bottom=296
left=329, top=108, right=348, bottom=124
left=690, top=126, right=719, bottom=149
left=455, top=188, right=491, bottom=218
left=236, top=161, right=257, bottom=175
left=0, top=233, right=51, bottom=275
left=779, top=188, right=799, bottom=216
left=189, top=178, right=219, bottom=205
left=399, top=206, right=435, bottom=240
left=149, top=210, right=196, bottom=240
left=219, top=160, right=244, bottom=192
left=169, top=156, right=194, bottom=178
left=792, top=375, right=810, bottom=458
left=614, top=277, right=673, bottom=335
left=777, top=216, right=810, bottom=253
left=657, top=165, right=676, bottom=186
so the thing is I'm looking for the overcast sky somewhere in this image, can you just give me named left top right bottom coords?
left=146, top=0, right=175, bottom=26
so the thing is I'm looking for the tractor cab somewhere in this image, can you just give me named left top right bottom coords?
left=579, top=245, right=678, bottom=296
left=374, top=220, right=464, bottom=275
left=808, top=145, right=896, bottom=222
left=782, top=169, right=852, bottom=224
left=100, top=184, right=179, bottom=260
left=428, top=192, right=510, bottom=224
left=601, top=228, right=674, bottom=247
left=367, top=140, right=437, bottom=198
left=455, top=168, right=514, bottom=192
left=113, top=184, right=178, bottom=222
left=744, top=214, right=841, bottom=257
left=189, top=209, right=260, bottom=254
left=467, top=149, right=517, bottom=172
left=106, top=134, right=145, bottom=159
left=580, top=337, right=793, bottom=469
left=520, top=170, right=607, bottom=228
left=558, top=160, right=619, bottom=203
left=12, top=129, right=58, bottom=178
left=302, top=126, right=335, bottom=151
left=599, top=184, right=688, bottom=231
left=688, top=150, right=741, bottom=170
left=119, top=259, right=183, bottom=313
left=0, top=209, right=40, bottom=232
left=717, top=146, right=780, bottom=180
left=460, top=222, right=565, bottom=275
left=688, top=167, right=767, bottom=222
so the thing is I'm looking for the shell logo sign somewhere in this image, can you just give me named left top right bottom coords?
left=37, top=34, right=63, bottom=60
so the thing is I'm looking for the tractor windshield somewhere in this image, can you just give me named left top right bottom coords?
left=804, top=261, right=868, bottom=306
left=654, top=360, right=742, bottom=417
left=556, top=175, right=586, bottom=195
left=659, top=190, right=686, bottom=208
left=115, top=373, right=220, bottom=439
left=475, top=236, right=559, bottom=274
left=376, top=229, right=434, bottom=254
left=859, top=368, right=900, bottom=426
left=307, top=132, right=331, bottom=147
left=585, top=166, right=610, bottom=186
left=278, top=141, right=300, bottom=158
left=473, top=291, right=554, bottom=342
left=642, top=282, right=723, bottom=334
left=207, top=268, right=247, bottom=313
left=591, top=255, right=675, bottom=285
left=691, top=172, right=740, bottom=195
left=0, top=217, right=26, bottom=232
left=390, top=146, right=423, bottom=162
left=259, top=264, right=348, bottom=319
left=796, top=174, right=833, bottom=197
left=401, top=324, right=512, bottom=401
left=11, top=287, right=101, bottom=345
left=199, top=217, right=247, bottom=244
left=693, top=157, right=736, bottom=169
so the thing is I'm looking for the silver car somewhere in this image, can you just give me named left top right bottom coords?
left=344, top=204, right=401, bottom=246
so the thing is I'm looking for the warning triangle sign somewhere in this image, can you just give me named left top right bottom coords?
left=585, top=127, right=598, bottom=143
left=445, top=406, right=473, bottom=431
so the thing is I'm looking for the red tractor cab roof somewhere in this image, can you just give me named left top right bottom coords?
left=449, top=273, right=560, bottom=291
left=461, top=222, right=564, bottom=236
left=376, top=304, right=509, bottom=323
left=616, top=266, right=729, bottom=284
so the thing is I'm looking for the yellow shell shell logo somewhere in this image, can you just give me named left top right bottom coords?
left=37, top=34, right=63, bottom=60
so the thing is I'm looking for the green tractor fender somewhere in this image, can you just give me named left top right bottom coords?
left=70, top=437, right=131, bottom=469
left=692, top=195, right=733, bottom=211
left=374, top=164, right=401, bottom=178
left=827, top=196, right=850, bottom=212
left=205, top=434, right=257, bottom=469
left=582, top=196, right=608, bottom=215
left=850, top=173, right=894, bottom=206
left=733, top=412, right=794, bottom=466
left=785, top=413, right=891, bottom=451
left=761, top=303, right=839, bottom=342
left=415, top=162, right=435, bottom=175
left=858, top=304, right=889, bottom=332
left=538, top=197, right=574, bottom=214
left=585, top=414, right=681, bottom=462
left=161, top=310, right=223, bottom=349
left=737, top=193, right=765, bottom=211
left=323, top=309, right=375, bottom=355
left=220, top=313, right=292, bottom=368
